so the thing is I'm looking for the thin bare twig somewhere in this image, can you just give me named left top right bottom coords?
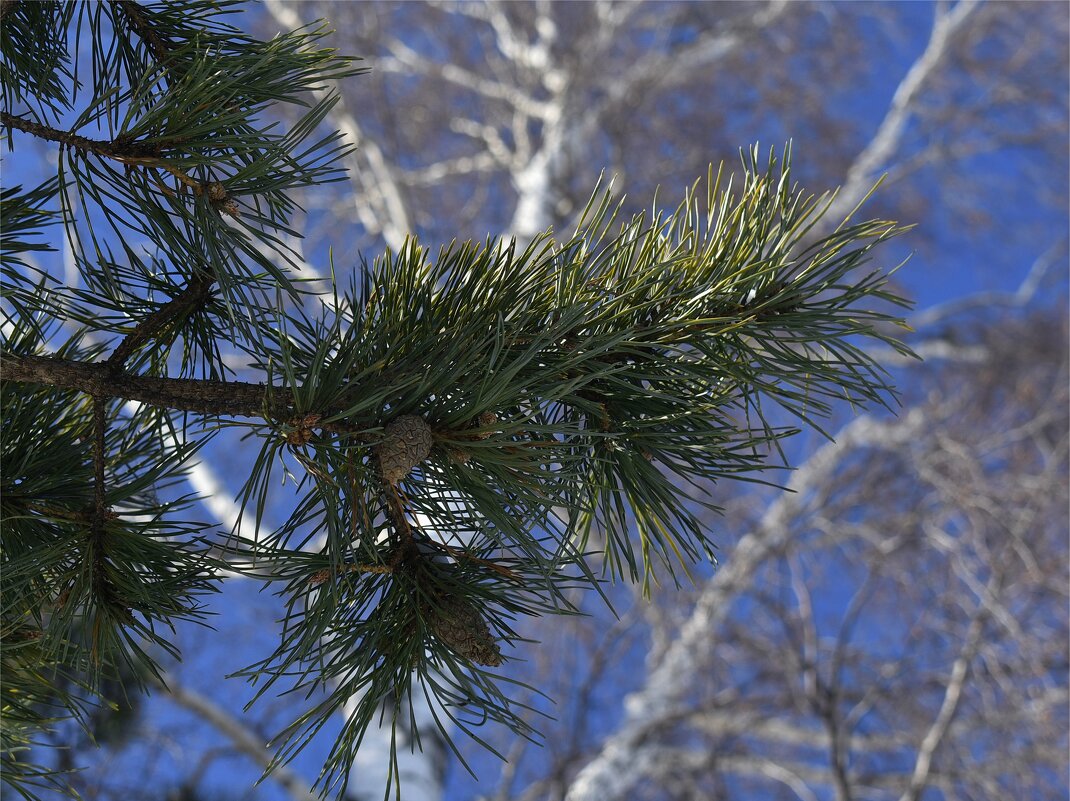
left=156, top=674, right=320, bottom=801
left=898, top=612, right=986, bottom=801
left=824, top=0, right=982, bottom=226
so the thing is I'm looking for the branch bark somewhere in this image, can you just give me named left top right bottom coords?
left=107, top=275, right=216, bottom=369
left=0, top=112, right=162, bottom=159
left=0, top=0, right=20, bottom=23
left=1, top=353, right=280, bottom=418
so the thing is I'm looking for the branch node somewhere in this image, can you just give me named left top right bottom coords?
left=284, top=413, right=322, bottom=446
left=474, top=411, right=499, bottom=438
left=307, top=562, right=394, bottom=586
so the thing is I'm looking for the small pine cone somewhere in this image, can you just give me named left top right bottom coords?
left=307, top=568, right=333, bottom=586
left=427, top=594, right=502, bottom=667
left=474, top=411, right=498, bottom=439
left=378, top=414, right=433, bottom=484
left=446, top=445, right=471, bottom=464
left=284, top=413, right=321, bottom=446
left=220, top=197, right=241, bottom=218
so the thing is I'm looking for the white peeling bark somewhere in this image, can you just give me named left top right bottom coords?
left=264, top=0, right=414, bottom=251
left=824, top=0, right=981, bottom=227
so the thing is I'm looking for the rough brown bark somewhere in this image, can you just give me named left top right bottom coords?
left=0, top=0, right=20, bottom=23
left=106, top=276, right=216, bottom=369
left=0, top=112, right=163, bottom=159
left=1, top=353, right=284, bottom=418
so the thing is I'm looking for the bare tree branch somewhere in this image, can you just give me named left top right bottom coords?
left=899, top=613, right=985, bottom=801
left=263, top=0, right=414, bottom=250
left=825, top=0, right=982, bottom=225
left=564, top=409, right=930, bottom=801
left=157, top=675, right=320, bottom=801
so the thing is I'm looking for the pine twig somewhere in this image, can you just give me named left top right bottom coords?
left=0, top=112, right=161, bottom=159
left=107, top=274, right=215, bottom=370
left=381, top=479, right=416, bottom=561
left=0, top=114, right=237, bottom=214
left=88, top=396, right=133, bottom=645
left=91, top=397, right=107, bottom=525
left=307, top=563, right=394, bottom=587
left=109, top=0, right=174, bottom=64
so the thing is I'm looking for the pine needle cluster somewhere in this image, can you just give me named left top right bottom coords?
left=0, top=2, right=914, bottom=798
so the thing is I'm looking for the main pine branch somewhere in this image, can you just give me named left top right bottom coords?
left=2, top=154, right=914, bottom=801
left=0, top=1, right=915, bottom=797
left=1, top=353, right=277, bottom=417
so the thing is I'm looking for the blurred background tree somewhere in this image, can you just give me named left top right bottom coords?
left=256, top=3, right=1069, bottom=798
left=3, top=1, right=1067, bottom=800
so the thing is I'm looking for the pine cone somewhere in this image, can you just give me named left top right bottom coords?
left=426, top=594, right=502, bottom=667
left=378, top=414, right=433, bottom=484
left=474, top=411, right=498, bottom=439
left=446, top=445, right=471, bottom=464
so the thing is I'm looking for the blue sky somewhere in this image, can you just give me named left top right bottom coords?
left=3, top=2, right=1067, bottom=800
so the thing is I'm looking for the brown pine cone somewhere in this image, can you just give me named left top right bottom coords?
left=378, top=414, right=433, bottom=484
left=426, top=593, right=502, bottom=667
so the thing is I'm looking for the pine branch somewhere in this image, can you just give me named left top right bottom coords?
left=1, top=352, right=288, bottom=417
left=109, top=0, right=174, bottom=64
left=106, top=274, right=216, bottom=369
left=0, top=2, right=915, bottom=784
left=0, top=112, right=162, bottom=158
left=3, top=352, right=387, bottom=440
